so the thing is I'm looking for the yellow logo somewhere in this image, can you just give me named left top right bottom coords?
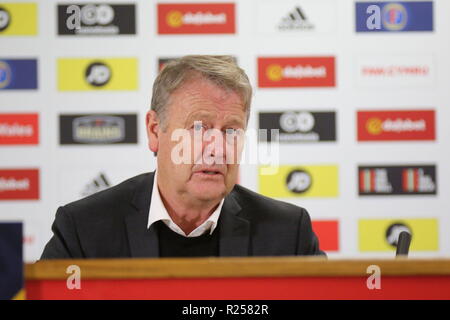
left=58, top=58, right=138, bottom=91
left=359, top=218, right=438, bottom=252
left=366, top=117, right=383, bottom=135
left=166, top=10, right=183, bottom=28
left=259, top=165, right=338, bottom=198
left=0, top=3, right=37, bottom=36
left=266, top=64, right=283, bottom=82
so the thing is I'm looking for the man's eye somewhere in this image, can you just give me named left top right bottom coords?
left=193, top=122, right=206, bottom=131
left=225, top=128, right=237, bottom=135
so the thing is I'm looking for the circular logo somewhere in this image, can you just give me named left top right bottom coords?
left=382, top=3, right=407, bottom=31
left=266, top=64, right=283, bottom=82
left=286, top=169, right=312, bottom=194
left=386, top=223, right=412, bottom=247
left=0, top=7, right=11, bottom=32
left=0, top=61, right=12, bottom=89
left=280, top=111, right=315, bottom=133
left=366, top=118, right=383, bottom=135
left=85, top=62, right=111, bottom=87
left=80, top=4, right=114, bottom=26
left=166, top=10, right=183, bottom=28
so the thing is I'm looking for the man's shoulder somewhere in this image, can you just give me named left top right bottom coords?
left=61, top=172, right=152, bottom=217
left=231, top=184, right=308, bottom=220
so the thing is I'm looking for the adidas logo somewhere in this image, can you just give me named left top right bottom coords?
left=81, top=172, right=111, bottom=197
left=278, top=7, right=314, bottom=31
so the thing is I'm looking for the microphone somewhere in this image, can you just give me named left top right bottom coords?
left=396, top=231, right=412, bottom=257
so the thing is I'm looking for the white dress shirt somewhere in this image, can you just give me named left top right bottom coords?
left=147, top=172, right=224, bottom=237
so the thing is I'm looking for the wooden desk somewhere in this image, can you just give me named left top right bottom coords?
left=25, top=257, right=450, bottom=299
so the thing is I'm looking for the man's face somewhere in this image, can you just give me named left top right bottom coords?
left=147, top=77, right=247, bottom=204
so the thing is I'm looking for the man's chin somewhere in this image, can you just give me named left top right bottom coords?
left=189, top=186, right=227, bottom=202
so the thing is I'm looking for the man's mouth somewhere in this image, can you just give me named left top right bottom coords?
left=192, top=166, right=226, bottom=177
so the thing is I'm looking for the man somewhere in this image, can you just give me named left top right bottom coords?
left=41, top=55, right=325, bottom=259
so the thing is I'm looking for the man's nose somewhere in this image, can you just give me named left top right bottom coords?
left=203, top=129, right=226, bottom=164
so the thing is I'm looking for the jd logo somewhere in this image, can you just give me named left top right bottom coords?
left=0, top=7, right=11, bottom=32
left=386, top=223, right=412, bottom=247
left=85, top=62, right=112, bottom=87
left=66, top=4, right=115, bottom=30
left=286, top=169, right=312, bottom=193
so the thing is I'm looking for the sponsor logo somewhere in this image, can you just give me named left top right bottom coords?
left=81, top=172, right=111, bottom=197
left=385, top=222, right=411, bottom=247
left=58, top=4, right=136, bottom=35
left=259, top=165, right=338, bottom=198
left=0, top=61, right=11, bottom=89
left=0, top=169, right=39, bottom=200
left=312, top=220, right=339, bottom=252
left=358, top=110, right=435, bottom=141
left=359, top=165, right=436, bottom=195
left=0, top=6, right=11, bottom=32
left=278, top=6, right=314, bottom=31
left=259, top=111, right=336, bottom=142
left=59, top=114, right=138, bottom=145
left=0, top=3, right=37, bottom=35
left=356, top=1, right=433, bottom=32
left=0, top=59, right=38, bottom=90
left=258, top=57, right=335, bottom=88
left=58, top=58, right=137, bottom=91
left=359, top=218, right=438, bottom=252
left=356, top=55, right=435, bottom=87
left=256, top=1, right=336, bottom=34
left=158, top=3, right=235, bottom=34
left=286, top=169, right=312, bottom=194
left=0, top=113, right=39, bottom=145
left=85, top=62, right=112, bottom=87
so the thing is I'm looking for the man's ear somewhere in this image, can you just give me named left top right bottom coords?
left=146, top=110, right=160, bottom=153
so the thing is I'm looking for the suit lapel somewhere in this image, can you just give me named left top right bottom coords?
left=219, top=191, right=251, bottom=257
left=125, top=172, right=159, bottom=257
left=125, top=173, right=251, bottom=257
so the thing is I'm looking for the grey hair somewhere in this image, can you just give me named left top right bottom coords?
left=151, top=55, right=252, bottom=129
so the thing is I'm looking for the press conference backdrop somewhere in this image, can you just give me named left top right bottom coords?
left=0, top=0, right=449, bottom=262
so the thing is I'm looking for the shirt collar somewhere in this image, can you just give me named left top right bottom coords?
left=147, top=171, right=224, bottom=237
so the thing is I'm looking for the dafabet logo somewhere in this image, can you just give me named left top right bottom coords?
left=258, top=57, right=335, bottom=88
left=358, top=110, right=435, bottom=141
left=0, top=169, right=39, bottom=200
left=158, top=3, right=235, bottom=34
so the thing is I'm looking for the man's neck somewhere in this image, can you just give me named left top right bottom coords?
left=157, top=182, right=221, bottom=235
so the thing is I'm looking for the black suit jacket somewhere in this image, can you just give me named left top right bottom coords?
left=41, top=172, right=325, bottom=259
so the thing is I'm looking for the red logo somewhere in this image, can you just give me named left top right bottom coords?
left=0, top=169, right=39, bottom=200
left=258, top=57, right=335, bottom=88
left=0, top=113, right=39, bottom=145
left=358, top=110, right=435, bottom=141
left=158, top=3, right=235, bottom=34
left=312, top=220, right=339, bottom=252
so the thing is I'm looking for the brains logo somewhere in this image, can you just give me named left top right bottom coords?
left=382, top=3, right=407, bottom=31
left=166, top=10, right=183, bottom=28
left=286, top=169, right=312, bottom=194
left=366, top=118, right=383, bottom=135
left=0, top=61, right=11, bottom=89
left=266, top=64, right=283, bottom=82
left=85, top=62, right=112, bottom=87
left=0, top=6, right=11, bottom=32
left=385, top=222, right=412, bottom=247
